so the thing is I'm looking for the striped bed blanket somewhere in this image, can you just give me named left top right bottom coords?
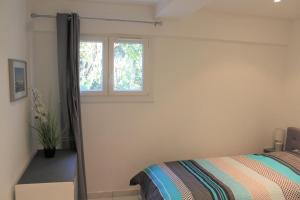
left=130, top=151, right=300, bottom=200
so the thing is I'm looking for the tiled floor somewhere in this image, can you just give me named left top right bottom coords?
left=91, top=195, right=139, bottom=200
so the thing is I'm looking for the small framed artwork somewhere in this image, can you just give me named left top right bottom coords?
left=8, top=59, right=28, bottom=102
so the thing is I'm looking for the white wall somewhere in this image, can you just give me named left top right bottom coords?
left=285, top=20, right=300, bottom=127
left=83, top=39, right=287, bottom=192
left=30, top=0, right=290, bottom=194
left=0, top=0, right=33, bottom=199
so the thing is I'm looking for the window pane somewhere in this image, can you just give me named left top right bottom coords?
left=80, top=41, right=103, bottom=92
left=113, top=41, right=144, bottom=91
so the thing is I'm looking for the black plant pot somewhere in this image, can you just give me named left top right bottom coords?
left=44, top=148, right=56, bottom=158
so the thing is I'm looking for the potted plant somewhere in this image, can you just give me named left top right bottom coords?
left=32, top=89, right=59, bottom=158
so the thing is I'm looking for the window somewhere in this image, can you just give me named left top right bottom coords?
left=80, top=36, right=151, bottom=102
left=79, top=40, right=104, bottom=93
left=113, top=40, right=144, bottom=92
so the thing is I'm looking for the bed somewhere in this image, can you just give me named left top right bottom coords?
left=130, top=127, right=300, bottom=200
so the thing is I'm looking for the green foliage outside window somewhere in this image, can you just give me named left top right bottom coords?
left=79, top=42, right=103, bottom=92
left=79, top=40, right=144, bottom=93
left=114, top=42, right=144, bottom=91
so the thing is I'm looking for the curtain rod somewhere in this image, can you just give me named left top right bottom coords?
left=31, top=13, right=162, bottom=27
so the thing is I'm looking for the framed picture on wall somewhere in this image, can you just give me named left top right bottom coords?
left=8, top=59, right=28, bottom=102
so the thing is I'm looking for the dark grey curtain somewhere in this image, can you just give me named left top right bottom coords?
left=56, top=13, right=87, bottom=200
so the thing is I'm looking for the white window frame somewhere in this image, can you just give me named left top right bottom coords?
left=80, top=35, right=153, bottom=103
left=108, top=37, right=150, bottom=96
left=79, top=35, right=109, bottom=96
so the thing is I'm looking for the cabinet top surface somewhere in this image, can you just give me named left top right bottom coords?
left=18, top=150, right=77, bottom=184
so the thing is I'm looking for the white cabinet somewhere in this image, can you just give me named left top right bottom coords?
left=15, top=150, right=77, bottom=200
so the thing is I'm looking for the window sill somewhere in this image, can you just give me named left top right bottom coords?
left=80, top=94, right=154, bottom=104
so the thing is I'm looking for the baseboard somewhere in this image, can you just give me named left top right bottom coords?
left=88, top=189, right=139, bottom=199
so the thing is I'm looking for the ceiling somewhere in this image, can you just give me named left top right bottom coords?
left=84, top=0, right=300, bottom=19
left=86, top=0, right=158, bottom=6
left=204, top=0, right=300, bottom=20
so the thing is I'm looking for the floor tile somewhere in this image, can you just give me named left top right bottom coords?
left=90, top=195, right=139, bottom=200
left=113, top=195, right=139, bottom=200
